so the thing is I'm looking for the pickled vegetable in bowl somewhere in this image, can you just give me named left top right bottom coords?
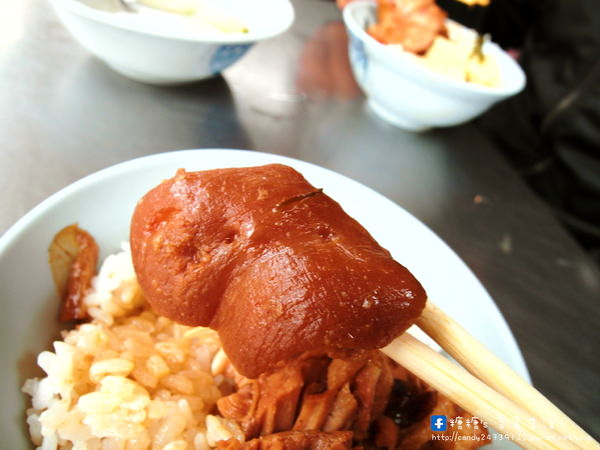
left=367, top=0, right=501, bottom=88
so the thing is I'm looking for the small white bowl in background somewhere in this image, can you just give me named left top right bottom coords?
left=342, top=1, right=526, bottom=131
left=49, top=0, right=295, bottom=85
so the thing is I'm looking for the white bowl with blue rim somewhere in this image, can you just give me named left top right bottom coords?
left=50, top=0, right=295, bottom=85
left=342, top=0, right=525, bottom=131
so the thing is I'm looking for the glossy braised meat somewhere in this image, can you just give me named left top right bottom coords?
left=130, top=164, right=426, bottom=377
left=48, top=224, right=99, bottom=322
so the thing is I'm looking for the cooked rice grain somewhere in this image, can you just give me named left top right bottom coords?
left=23, top=244, right=234, bottom=450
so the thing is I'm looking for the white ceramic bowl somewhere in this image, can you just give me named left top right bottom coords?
left=49, top=0, right=295, bottom=84
left=0, top=149, right=527, bottom=448
left=342, top=1, right=526, bottom=131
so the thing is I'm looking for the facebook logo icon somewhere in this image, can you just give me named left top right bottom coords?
left=431, top=415, right=447, bottom=431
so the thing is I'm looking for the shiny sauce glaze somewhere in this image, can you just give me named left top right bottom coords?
left=130, top=164, right=426, bottom=377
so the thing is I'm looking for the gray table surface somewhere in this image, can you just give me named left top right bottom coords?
left=1, top=0, right=599, bottom=444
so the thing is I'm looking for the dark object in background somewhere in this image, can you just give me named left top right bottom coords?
left=436, top=0, right=537, bottom=47
left=435, top=0, right=488, bottom=34
left=444, top=0, right=600, bottom=262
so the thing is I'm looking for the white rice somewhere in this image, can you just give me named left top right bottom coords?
left=23, top=244, right=244, bottom=450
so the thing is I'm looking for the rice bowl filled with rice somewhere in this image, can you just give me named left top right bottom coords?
left=4, top=150, right=538, bottom=450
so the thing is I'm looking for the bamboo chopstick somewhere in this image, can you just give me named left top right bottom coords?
left=382, top=334, right=582, bottom=450
left=415, top=300, right=599, bottom=449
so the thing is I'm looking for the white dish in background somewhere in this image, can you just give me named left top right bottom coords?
left=0, top=149, right=527, bottom=448
left=342, top=1, right=526, bottom=131
left=49, top=0, right=294, bottom=84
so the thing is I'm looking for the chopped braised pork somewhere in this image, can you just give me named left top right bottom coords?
left=216, top=351, right=489, bottom=449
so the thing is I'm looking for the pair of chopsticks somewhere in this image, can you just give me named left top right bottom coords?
left=382, top=300, right=599, bottom=450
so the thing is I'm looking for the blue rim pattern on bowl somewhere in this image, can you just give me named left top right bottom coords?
left=348, top=30, right=368, bottom=85
left=209, top=44, right=253, bottom=74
